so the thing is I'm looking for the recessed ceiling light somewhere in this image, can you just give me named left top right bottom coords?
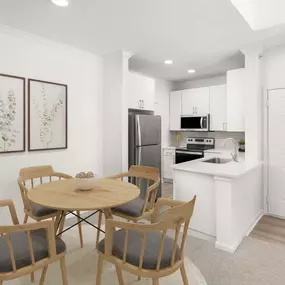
left=164, top=60, right=174, bottom=65
left=188, top=69, right=196, bottom=73
left=51, top=0, right=70, bottom=7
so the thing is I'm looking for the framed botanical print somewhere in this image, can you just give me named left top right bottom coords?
left=0, top=73, right=25, bottom=154
left=28, top=79, right=68, bottom=151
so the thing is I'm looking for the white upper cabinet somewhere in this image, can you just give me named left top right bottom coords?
left=226, top=68, right=245, bottom=132
left=210, top=85, right=227, bottom=131
left=126, top=71, right=155, bottom=111
left=181, top=87, right=210, bottom=115
left=169, top=91, right=182, bottom=131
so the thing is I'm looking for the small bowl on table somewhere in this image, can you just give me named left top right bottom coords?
left=76, top=178, right=98, bottom=192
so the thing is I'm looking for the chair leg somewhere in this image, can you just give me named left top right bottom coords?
left=23, top=214, right=28, bottom=224
left=115, top=265, right=124, bottom=285
left=39, top=266, right=48, bottom=285
left=152, top=279, right=159, bottom=285
left=0, top=280, right=3, bottom=285
left=96, top=211, right=103, bottom=247
left=54, top=214, right=61, bottom=234
left=60, top=256, right=68, bottom=285
left=58, top=212, right=67, bottom=238
left=180, top=263, right=189, bottom=285
left=31, top=272, right=35, bottom=282
left=76, top=211, right=84, bottom=248
left=96, top=255, right=104, bottom=285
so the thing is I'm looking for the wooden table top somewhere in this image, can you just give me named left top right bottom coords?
left=27, top=178, right=140, bottom=211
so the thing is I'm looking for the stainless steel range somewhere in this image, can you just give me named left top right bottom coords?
left=175, top=137, right=215, bottom=164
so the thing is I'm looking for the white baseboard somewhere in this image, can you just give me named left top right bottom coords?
left=245, top=210, right=264, bottom=236
left=188, top=228, right=216, bottom=242
left=215, top=210, right=264, bottom=254
left=215, top=241, right=236, bottom=253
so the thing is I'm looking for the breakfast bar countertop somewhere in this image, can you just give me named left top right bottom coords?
left=171, top=156, right=262, bottom=178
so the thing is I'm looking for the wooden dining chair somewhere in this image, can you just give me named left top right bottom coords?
left=96, top=196, right=196, bottom=285
left=109, top=166, right=161, bottom=222
left=0, top=200, right=68, bottom=285
left=18, top=165, right=84, bottom=248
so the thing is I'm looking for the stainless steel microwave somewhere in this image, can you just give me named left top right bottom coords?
left=180, top=114, right=210, bottom=131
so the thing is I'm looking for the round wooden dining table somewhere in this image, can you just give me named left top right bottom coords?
left=27, top=178, right=140, bottom=235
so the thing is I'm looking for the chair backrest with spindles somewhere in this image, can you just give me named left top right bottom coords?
left=112, top=165, right=160, bottom=214
left=105, top=196, right=196, bottom=272
left=17, top=165, right=72, bottom=212
left=0, top=200, right=57, bottom=275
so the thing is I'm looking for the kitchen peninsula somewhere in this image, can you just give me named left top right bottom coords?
left=172, top=155, right=263, bottom=253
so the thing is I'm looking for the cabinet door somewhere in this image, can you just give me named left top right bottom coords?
left=169, top=91, right=181, bottom=131
left=195, top=87, right=210, bottom=114
left=181, top=90, right=196, bottom=115
left=163, top=155, right=175, bottom=180
left=210, top=85, right=227, bottom=131
left=181, top=87, right=210, bottom=115
left=226, top=69, right=245, bottom=132
left=126, top=71, right=155, bottom=110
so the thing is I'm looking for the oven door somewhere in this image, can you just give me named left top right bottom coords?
left=175, top=151, right=204, bottom=164
left=180, top=115, right=209, bottom=131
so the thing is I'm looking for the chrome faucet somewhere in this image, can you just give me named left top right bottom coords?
left=223, top=138, right=239, bottom=162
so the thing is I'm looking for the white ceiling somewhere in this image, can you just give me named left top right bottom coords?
left=0, top=0, right=285, bottom=81
left=231, top=0, right=285, bottom=31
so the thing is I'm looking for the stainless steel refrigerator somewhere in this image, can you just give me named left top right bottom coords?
left=129, top=110, right=162, bottom=198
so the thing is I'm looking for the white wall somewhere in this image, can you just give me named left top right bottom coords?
left=243, top=48, right=263, bottom=163
left=264, top=47, right=285, bottom=89
left=103, top=51, right=124, bottom=176
left=154, top=79, right=173, bottom=147
left=0, top=27, right=103, bottom=223
left=263, top=47, right=285, bottom=213
left=172, top=75, right=226, bottom=91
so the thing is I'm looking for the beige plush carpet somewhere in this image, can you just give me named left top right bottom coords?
left=5, top=225, right=207, bottom=285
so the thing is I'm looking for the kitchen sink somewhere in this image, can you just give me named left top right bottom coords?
left=203, top=158, right=232, bottom=164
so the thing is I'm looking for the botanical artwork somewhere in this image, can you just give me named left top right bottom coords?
left=0, top=74, right=25, bottom=153
left=28, top=80, right=67, bottom=151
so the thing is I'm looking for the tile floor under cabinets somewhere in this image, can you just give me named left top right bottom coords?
left=162, top=182, right=173, bottom=199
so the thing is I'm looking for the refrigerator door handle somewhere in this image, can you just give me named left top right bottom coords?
left=137, top=147, right=142, bottom=166
left=136, top=115, right=142, bottom=146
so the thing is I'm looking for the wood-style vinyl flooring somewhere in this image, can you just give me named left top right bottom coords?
left=250, top=215, right=285, bottom=245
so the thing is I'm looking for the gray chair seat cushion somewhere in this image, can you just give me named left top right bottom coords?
left=31, top=202, right=58, bottom=217
left=98, top=229, right=179, bottom=269
left=113, top=197, right=149, bottom=217
left=0, top=229, right=66, bottom=272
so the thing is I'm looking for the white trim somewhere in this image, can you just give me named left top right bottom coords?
left=245, top=210, right=264, bottom=236
left=215, top=241, right=237, bottom=253
left=216, top=210, right=263, bottom=254
left=263, top=88, right=269, bottom=214
left=264, top=88, right=285, bottom=215
left=188, top=228, right=216, bottom=242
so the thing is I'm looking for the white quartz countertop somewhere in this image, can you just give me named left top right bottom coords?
left=171, top=156, right=262, bottom=178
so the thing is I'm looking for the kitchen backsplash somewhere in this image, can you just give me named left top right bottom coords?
left=170, top=131, right=245, bottom=149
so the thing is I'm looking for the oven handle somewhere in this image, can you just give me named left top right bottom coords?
left=176, top=151, right=203, bottom=155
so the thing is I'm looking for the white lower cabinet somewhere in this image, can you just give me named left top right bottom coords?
left=163, top=149, right=175, bottom=180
